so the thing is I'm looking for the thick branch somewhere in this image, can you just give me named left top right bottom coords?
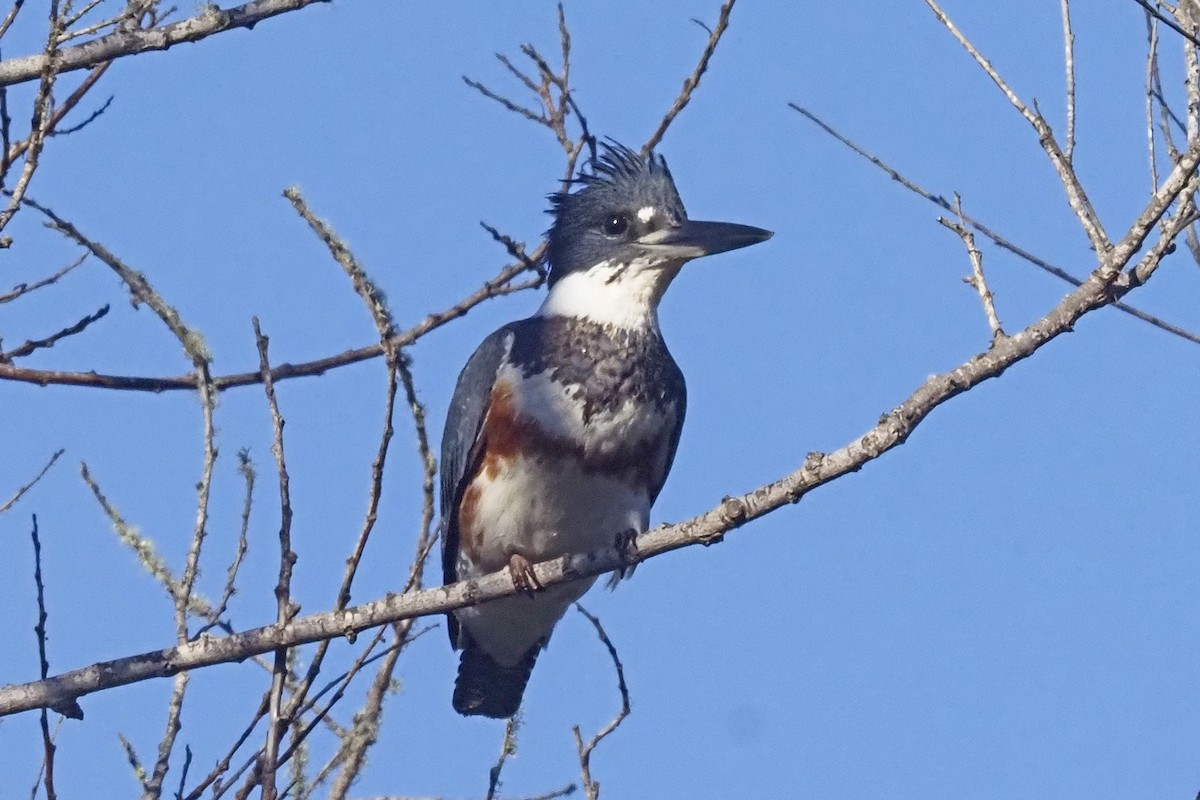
left=0, top=0, right=328, bottom=88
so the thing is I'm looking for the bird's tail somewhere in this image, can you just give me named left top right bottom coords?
left=453, top=635, right=542, bottom=718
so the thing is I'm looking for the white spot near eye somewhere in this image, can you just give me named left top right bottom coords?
left=636, top=206, right=656, bottom=223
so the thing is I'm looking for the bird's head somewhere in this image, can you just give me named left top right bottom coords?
left=544, top=141, right=772, bottom=314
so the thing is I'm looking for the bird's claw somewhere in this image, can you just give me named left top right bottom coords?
left=614, top=528, right=640, bottom=579
left=507, top=552, right=542, bottom=597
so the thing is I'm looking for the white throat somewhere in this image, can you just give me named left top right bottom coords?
left=537, top=259, right=681, bottom=330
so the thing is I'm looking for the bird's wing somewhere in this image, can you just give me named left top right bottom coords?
left=647, top=362, right=687, bottom=505
left=440, top=324, right=514, bottom=592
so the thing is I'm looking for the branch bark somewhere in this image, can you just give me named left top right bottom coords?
left=0, top=0, right=329, bottom=88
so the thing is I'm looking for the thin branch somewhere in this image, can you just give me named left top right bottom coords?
left=0, top=252, right=543, bottom=391
left=788, top=103, right=1200, bottom=346
left=1147, top=12, right=1161, bottom=197
left=937, top=195, right=1006, bottom=343
left=0, top=1, right=65, bottom=239
left=6, top=139, right=1196, bottom=717
left=196, top=450, right=255, bottom=637
left=571, top=605, right=630, bottom=800
left=1131, top=0, right=1200, bottom=48
left=0, top=0, right=328, bottom=88
left=643, top=0, right=736, bottom=154
left=1061, top=0, right=1076, bottom=161
left=0, top=304, right=109, bottom=361
left=284, top=187, right=394, bottom=338
left=486, top=717, right=520, bottom=800
left=80, top=462, right=215, bottom=617
left=0, top=449, right=63, bottom=515
left=27, top=197, right=212, bottom=368
left=31, top=515, right=59, bottom=800
left=117, top=733, right=148, bottom=792
left=254, top=319, right=297, bottom=800
left=924, top=0, right=1111, bottom=255
left=0, top=0, right=26, bottom=42
left=6, top=61, right=112, bottom=163
left=0, top=253, right=86, bottom=305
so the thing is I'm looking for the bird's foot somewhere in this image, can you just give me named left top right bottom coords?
left=507, top=552, right=543, bottom=597
left=613, top=528, right=640, bottom=579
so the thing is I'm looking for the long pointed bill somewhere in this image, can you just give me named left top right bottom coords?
left=636, top=220, right=773, bottom=260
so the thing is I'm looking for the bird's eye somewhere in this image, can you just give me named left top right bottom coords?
left=601, top=214, right=629, bottom=237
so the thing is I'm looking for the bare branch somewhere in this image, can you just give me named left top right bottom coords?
left=0, top=2, right=65, bottom=239
left=0, top=253, right=86, bottom=305
left=31, top=515, right=60, bottom=800
left=0, top=251, right=544, bottom=391
left=486, top=717, right=520, bottom=800
left=0, top=304, right=109, bottom=361
left=6, top=62, right=112, bottom=164
left=924, top=0, right=1111, bottom=255
left=0, top=0, right=26, bottom=42
left=284, top=187, right=395, bottom=338
left=1061, top=0, right=1076, bottom=161
left=1147, top=13, right=1162, bottom=197
left=643, top=0, right=736, bottom=154
left=571, top=605, right=630, bottom=800
left=937, top=195, right=1007, bottom=343
left=0, top=0, right=328, bottom=88
left=196, top=450, right=255, bottom=638
left=0, top=449, right=63, bottom=515
left=1131, top=0, right=1200, bottom=48
left=254, top=319, right=297, bottom=800
left=788, top=102, right=1200, bottom=346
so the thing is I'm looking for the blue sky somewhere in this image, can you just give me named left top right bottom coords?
left=2, top=1, right=1198, bottom=798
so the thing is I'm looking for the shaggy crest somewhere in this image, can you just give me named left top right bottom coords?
left=544, top=139, right=688, bottom=285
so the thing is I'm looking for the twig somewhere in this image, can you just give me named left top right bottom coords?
left=924, top=0, right=1111, bottom=255
left=0, top=449, right=63, bottom=515
left=196, top=450, right=255, bottom=637
left=1147, top=12, right=1161, bottom=197
left=0, top=304, right=109, bottom=361
left=175, top=745, right=193, bottom=800
left=80, top=462, right=215, bottom=616
left=31, top=515, right=59, bottom=800
left=0, top=253, right=86, bottom=305
left=254, top=319, right=297, bottom=800
left=1131, top=0, right=1200, bottom=48
left=29, top=717, right=64, bottom=800
left=0, top=250, right=543, bottom=391
left=0, top=0, right=26, bottom=42
left=270, top=199, right=401, bottom=772
left=486, top=717, right=520, bottom=800
left=1061, top=0, right=1076, bottom=161
left=26, top=196, right=213, bottom=368
left=480, top=221, right=545, bottom=277
left=643, top=0, right=736, bottom=154
left=6, top=62, right=112, bottom=163
left=937, top=195, right=1006, bottom=343
left=325, top=625, right=406, bottom=800
left=571, top=605, right=630, bottom=800
left=284, top=187, right=394, bottom=338
left=118, top=732, right=148, bottom=791
left=0, top=1, right=65, bottom=239
left=788, top=102, right=1200, bottom=346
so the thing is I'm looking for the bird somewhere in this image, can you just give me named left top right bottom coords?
left=439, top=140, right=772, bottom=718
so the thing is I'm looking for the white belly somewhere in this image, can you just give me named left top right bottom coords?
left=455, top=452, right=650, bottom=664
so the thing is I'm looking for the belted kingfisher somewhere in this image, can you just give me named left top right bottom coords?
left=440, top=140, right=772, bottom=718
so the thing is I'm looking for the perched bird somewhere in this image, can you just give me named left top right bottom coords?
left=440, top=140, right=772, bottom=718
